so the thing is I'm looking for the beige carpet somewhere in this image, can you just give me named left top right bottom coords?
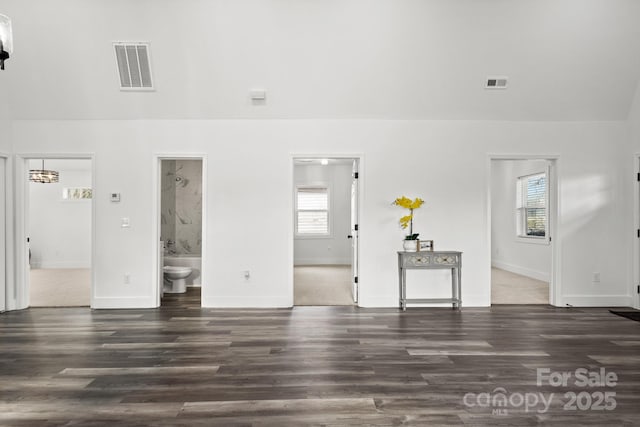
left=30, top=268, right=91, bottom=307
left=294, top=265, right=354, bottom=306
left=492, top=267, right=549, bottom=305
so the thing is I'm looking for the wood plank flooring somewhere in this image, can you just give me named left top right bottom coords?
left=1, top=288, right=639, bottom=426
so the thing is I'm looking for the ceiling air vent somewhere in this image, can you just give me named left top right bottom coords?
left=485, top=76, right=508, bottom=89
left=114, top=42, right=154, bottom=90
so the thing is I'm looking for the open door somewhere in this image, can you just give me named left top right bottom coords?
left=350, top=159, right=359, bottom=304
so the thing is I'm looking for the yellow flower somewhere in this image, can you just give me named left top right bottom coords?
left=393, top=196, right=413, bottom=209
left=393, top=196, right=424, bottom=210
left=409, top=198, right=424, bottom=210
left=399, top=214, right=412, bottom=229
left=393, top=196, right=425, bottom=236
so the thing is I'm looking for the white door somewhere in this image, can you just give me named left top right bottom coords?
left=0, top=157, right=5, bottom=312
left=350, top=160, right=359, bottom=303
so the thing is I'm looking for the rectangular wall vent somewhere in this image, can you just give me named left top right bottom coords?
left=485, top=76, right=508, bottom=89
left=114, top=42, right=154, bottom=90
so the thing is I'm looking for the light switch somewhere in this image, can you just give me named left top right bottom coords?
left=121, top=217, right=130, bottom=228
left=250, top=89, right=266, bottom=101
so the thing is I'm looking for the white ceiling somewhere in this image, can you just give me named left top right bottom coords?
left=3, top=0, right=640, bottom=121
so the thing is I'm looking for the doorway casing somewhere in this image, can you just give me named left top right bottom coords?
left=291, top=154, right=363, bottom=307
left=151, top=154, right=207, bottom=307
left=14, top=154, right=96, bottom=310
left=487, top=154, right=561, bottom=306
left=634, top=155, right=640, bottom=310
left=0, top=153, right=7, bottom=312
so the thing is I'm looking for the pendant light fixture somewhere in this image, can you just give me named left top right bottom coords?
left=30, top=160, right=59, bottom=183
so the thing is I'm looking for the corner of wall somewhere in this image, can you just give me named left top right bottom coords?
left=629, top=79, right=640, bottom=143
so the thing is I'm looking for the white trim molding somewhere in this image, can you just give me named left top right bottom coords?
left=13, top=153, right=95, bottom=311
left=151, top=153, right=208, bottom=308
left=562, top=295, right=633, bottom=308
left=487, top=154, right=561, bottom=306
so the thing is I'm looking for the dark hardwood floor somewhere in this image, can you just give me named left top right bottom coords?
left=1, top=287, right=639, bottom=426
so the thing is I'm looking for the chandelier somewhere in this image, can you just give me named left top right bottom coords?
left=30, top=160, right=59, bottom=183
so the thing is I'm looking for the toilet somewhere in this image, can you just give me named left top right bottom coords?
left=163, top=265, right=192, bottom=293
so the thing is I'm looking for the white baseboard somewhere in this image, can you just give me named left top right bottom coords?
left=561, top=295, right=633, bottom=307
left=492, top=260, right=549, bottom=282
left=201, top=295, right=293, bottom=308
left=294, top=258, right=351, bottom=266
left=31, top=262, right=91, bottom=269
left=92, top=296, right=155, bottom=309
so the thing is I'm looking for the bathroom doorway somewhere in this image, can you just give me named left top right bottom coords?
left=154, top=156, right=206, bottom=307
left=292, top=157, right=360, bottom=306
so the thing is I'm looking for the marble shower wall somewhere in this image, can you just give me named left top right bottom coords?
left=161, top=160, right=202, bottom=255
left=161, top=161, right=177, bottom=247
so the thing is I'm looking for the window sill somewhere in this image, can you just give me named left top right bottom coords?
left=516, top=236, right=550, bottom=245
left=295, top=234, right=332, bottom=240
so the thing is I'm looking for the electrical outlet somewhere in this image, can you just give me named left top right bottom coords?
left=124, top=273, right=130, bottom=284
left=592, top=272, right=600, bottom=283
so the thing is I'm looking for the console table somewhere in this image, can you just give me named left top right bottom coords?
left=398, top=250, right=462, bottom=310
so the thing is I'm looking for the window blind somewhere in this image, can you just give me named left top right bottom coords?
left=296, top=187, right=329, bottom=235
left=516, top=173, right=546, bottom=238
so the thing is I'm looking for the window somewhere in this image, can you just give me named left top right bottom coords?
left=296, top=186, right=329, bottom=235
left=62, top=187, right=93, bottom=200
left=516, top=172, right=547, bottom=239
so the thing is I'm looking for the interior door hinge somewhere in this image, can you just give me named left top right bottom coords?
left=637, top=285, right=640, bottom=294
left=354, top=172, right=359, bottom=179
left=637, top=172, right=640, bottom=182
left=354, top=224, right=358, bottom=231
left=354, top=276, right=358, bottom=284
left=637, top=229, right=640, bottom=238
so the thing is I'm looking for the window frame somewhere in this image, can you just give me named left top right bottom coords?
left=515, top=171, right=550, bottom=245
left=295, top=184, right=331, bottom=238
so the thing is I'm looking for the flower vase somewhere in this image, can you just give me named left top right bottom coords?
left=403, top=239, right=419, bottom=252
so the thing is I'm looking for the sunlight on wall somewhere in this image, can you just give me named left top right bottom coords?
left=561, top=174, right=611, bottom=235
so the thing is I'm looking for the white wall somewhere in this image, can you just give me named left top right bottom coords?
left=628, top=80, right=640, bottom=309
left=4, top=0, right=640, bottom=122
left=28, top=161, right=92, bottom=268
left=491, top=160, right=551, bottom=281
left=630, top=81, right=640, bottom=145
left=0, top=73, right=10, bottom=152
left=0, top=75, right=11, bottom=313
left=294, top=163, right=352, bottom=265
left=9, top=119, right=633, bottom=309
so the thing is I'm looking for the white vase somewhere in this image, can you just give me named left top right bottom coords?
left=403, top=239, right=419, bottom=252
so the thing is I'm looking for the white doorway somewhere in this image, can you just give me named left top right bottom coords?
left=28, top=159, right=93, bottom=307
left=14, top=155, right=95, bottom=310
left=292, top=157, right=360, bottom=306
left=636, top=155, right=640, bottom=310
left=152, top=155, right=207, bottom=307
left=0, top=155, right=6, bottom=312
left=489, top=157, right=559, bottom=305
